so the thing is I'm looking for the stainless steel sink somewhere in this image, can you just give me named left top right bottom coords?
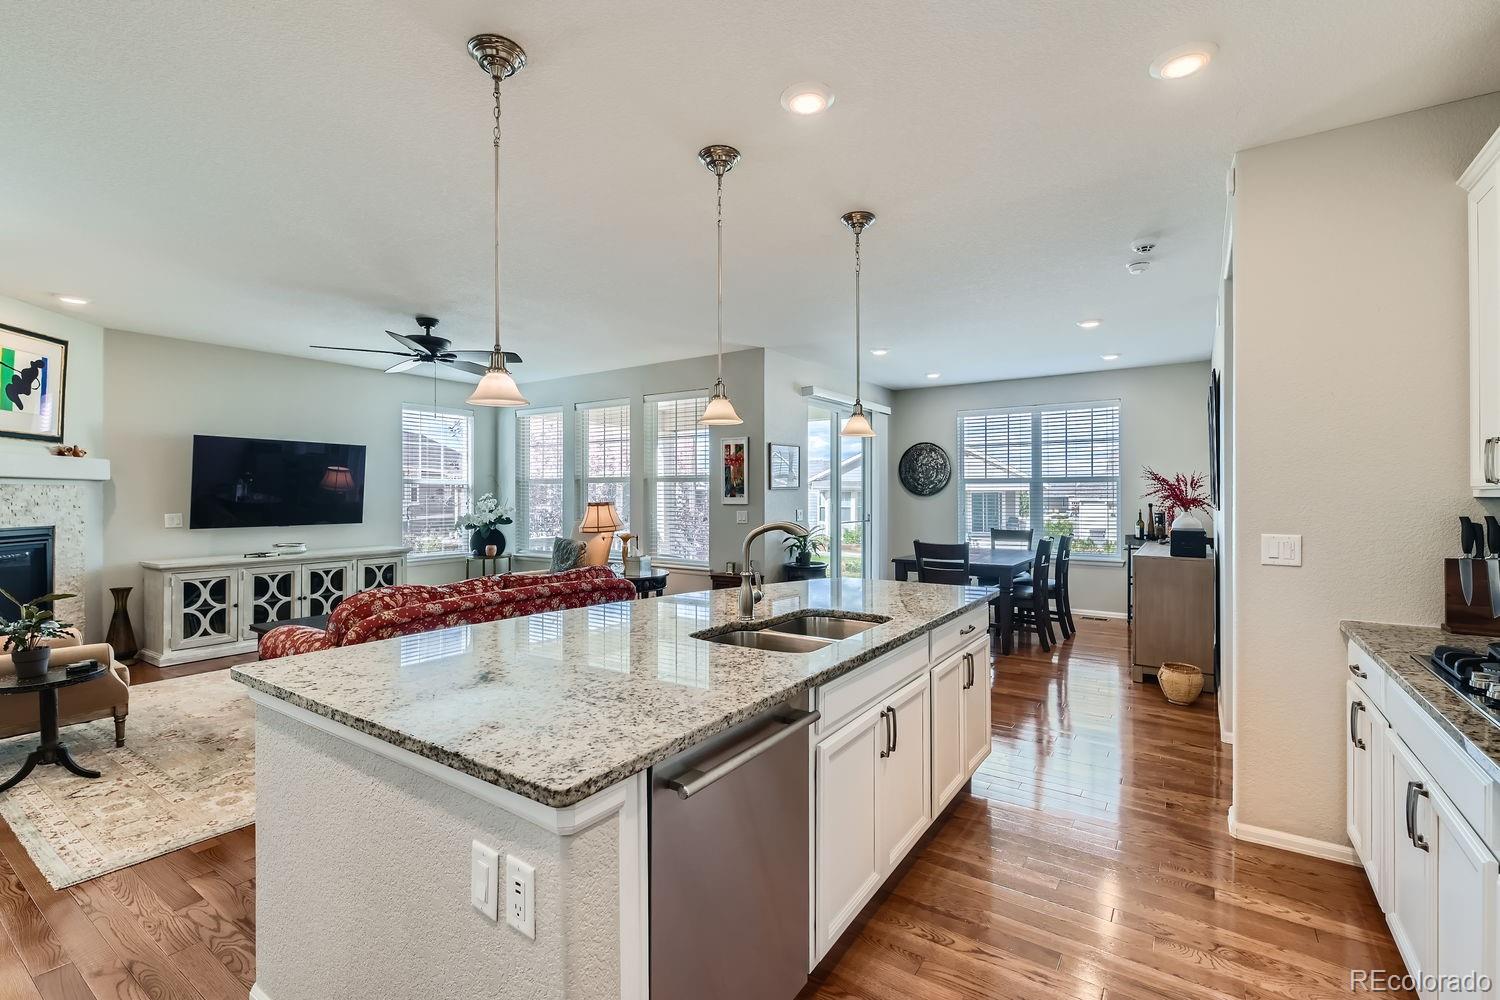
left=765, top=614, right=886, bottom=640
left=701, top=629, right=833, bottom=653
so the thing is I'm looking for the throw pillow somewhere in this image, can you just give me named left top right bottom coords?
left=549, top=536, right=588, bottom=572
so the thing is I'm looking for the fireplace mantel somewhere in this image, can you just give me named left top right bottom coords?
left=0, top=453, right=111, bottom=482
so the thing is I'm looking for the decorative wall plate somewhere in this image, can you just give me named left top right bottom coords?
left=898, top=442, right=952, bottom=497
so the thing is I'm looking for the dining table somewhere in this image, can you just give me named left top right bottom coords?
left=890, top=546, right=1037, bottom=655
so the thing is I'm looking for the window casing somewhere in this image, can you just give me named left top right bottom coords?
left=957, top=400, right=1121, bottom=559
left=576, top=399, right=631, bottom=533
left=516, top=408, right=565, bottom=553
left=401, top=406, right=474, bottom=557
left=646, top=392, right=710, bottom=566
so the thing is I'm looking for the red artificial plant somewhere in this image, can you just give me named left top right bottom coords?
left=1141, top=468, right=1210, bottom=526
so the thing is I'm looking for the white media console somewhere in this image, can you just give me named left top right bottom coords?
left=137, top=545, right=409, bottom=665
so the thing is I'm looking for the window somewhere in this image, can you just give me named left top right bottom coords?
left=401, top=406, right=474, bottom=556
left=516, top=408, right=565, bottom=552
left=647, top=392, right=710, bottom=565
left=958, top=400, right=1120, bottom=558
left=576, top=400, right=631, bottom=532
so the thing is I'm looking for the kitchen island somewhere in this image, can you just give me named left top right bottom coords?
left=232, top=578, right=994, bottom=1000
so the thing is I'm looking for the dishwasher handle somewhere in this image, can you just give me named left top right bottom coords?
left=666, top=709, right=820, bottom=799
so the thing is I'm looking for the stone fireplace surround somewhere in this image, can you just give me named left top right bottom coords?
left=0, top=482, right=89, bottom=635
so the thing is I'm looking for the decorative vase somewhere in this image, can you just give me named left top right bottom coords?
left=1157, top=661, right=1205, bottom=705
left=1170, top=511, right=1204, bottom=533
left=470, top=525, right=508, bottom=557
left=11, top=646, right=50, bottom=680
left=106, top=586, right=139, bottom=661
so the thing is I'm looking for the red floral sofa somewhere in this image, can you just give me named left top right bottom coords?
left=258, top=566, right=638, bottom=659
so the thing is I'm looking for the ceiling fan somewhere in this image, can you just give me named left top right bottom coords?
left=311, top=316, right=521, bottom=378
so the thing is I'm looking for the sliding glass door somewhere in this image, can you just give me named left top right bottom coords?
left=807, top=405, right=870, bottom=580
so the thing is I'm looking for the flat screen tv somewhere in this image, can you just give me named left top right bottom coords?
left=190, top=435, right=367, bottom=529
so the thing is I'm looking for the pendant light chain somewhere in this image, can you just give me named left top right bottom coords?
left=491, top=72, right=505, bottom=367
left=716, top=170, right=725, bottom=383
left=853, top=226, right=862, bottom=405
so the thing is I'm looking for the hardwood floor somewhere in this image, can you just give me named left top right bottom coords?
left=0, top=621, right=1407, bottom=999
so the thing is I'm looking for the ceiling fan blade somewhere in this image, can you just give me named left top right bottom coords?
left=385, top=359, right=423, bottom=374
left=443, top=359, right=492, bottom=377
left=386, top=331, right=428, bottom=355
left=450, top=350, right=524, bottom=364
left=310, top=345, right=413, bottom=356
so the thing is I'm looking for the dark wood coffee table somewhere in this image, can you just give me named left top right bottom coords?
left=248, top=614, right=329, bottom=638
left=0, top=660, right=108, bottom=793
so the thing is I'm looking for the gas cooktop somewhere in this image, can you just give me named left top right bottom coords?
left=1412, top=645, right=1500, bottom=730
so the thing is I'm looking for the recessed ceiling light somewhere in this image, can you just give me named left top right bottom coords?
left=870, top=348, right=889, bottom=357
left=1150, top=43, right=1217, bottom=80
left=1100, top=354, right=1121, bottom=361
left=780, top=82, right=835, bottom=115
left=1076, top=319, right=1101, bottom=329
left=53, top=294, right=89, bottom=306
left=925, top=372, right=941, bottom=380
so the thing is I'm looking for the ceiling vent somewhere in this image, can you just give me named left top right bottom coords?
left=1130, top=239, right=1157, bottom=255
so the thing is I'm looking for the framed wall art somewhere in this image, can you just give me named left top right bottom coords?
left=721, top=436, right=748, bottom=505
left=768, top=442, right=800, bottom=490
left=0, top=324, right=67, bottom=443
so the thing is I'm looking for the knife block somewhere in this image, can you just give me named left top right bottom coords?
left=1444, top=558, right=1500, bottom=636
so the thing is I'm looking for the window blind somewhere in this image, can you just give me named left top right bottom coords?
left=576, top=400, right=631, bottom=532
left=956, top=400, right=1121, bottom=558
left=516, top=409, right=565, bottom=552
left=646, top=392, right=710, bottom=565
left=401, top=406, right=474, bottom=556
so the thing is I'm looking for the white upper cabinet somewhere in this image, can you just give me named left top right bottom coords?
left=1462, top=125, right=1500, bottom=496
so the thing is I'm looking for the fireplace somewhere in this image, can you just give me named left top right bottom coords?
left=0, top=526, right=54, bottom=619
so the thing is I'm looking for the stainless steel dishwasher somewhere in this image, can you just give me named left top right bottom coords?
left=649, top=702, right=818, bottom=1000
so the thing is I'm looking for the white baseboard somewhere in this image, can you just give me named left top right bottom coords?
left=1073, top=608, right=1127, bottom=620
left=1227, top=806, right=1358, bottom=866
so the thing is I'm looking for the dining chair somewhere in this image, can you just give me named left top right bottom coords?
left=913, top=540, right=972, bottom=585
left=989, top=527, right=1034, bottom=550
left=995, top=538, right=1052, bottom=652
left=1048, top=535, right=1075, bottom=639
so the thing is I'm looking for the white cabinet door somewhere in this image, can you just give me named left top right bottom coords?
left=1347, top=679, right=1375, bottom=870
left=300, top=560, right=354, bottom=617
left=240, top=567, right=300, bottom=640
left=962, top=642, right=992, bottom=776
left=877, top=673, right=931, bottom=871
left=1387, top=736, right=1435, bottom=985
left=814, top=703, right=882, bottom=959
left=169, top=572, right=238, bottom=649
left=356, top=557, right=403, bottom=591
left=1470, top=161, right=1500, bottom=495
left=1431, top=783, right=1499, bottom=1000
left=930, top=652, right=966, bottom=815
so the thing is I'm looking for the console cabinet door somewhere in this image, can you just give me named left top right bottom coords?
left=356, top=557, right=403, bottom=591
left=930, top=651, right=966, bottom=815
left=1431, top=782, right=1499, bottom=1000
left=814, top=704, right=883, bottom=960
left=240, top=568, right=300, bottom=640
left=1387, top=736, right=1435, bottom=984
left=300, top=560, right=354, bottom=617
left=169, top=572, right=238, bottom=649
left=877, top=673, right=931, bottom=871
left=962, top=641, right=993, bottom=776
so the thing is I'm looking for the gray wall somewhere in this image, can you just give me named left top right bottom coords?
left=886, top=362, right=1212, bottom=614
left=1231, top=92, right=1500, bottom=847
left=100, top=329, right=499, bottom=630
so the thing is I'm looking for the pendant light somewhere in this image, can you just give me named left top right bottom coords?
left=840, top=211, right=877, bottom=438
left=466, top=34, right=529, bottom=407
left=698, top=144, right=743, bottom=426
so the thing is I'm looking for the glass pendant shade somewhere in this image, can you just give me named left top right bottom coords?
left=467, top=365, right=528, bottom=407
left=841, top=404, right=876, bottom=438
left=700, top=380, right=743, bottom=425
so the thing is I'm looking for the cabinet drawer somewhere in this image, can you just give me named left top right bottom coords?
left=1385, top=677, right=1498, bottom=852
left=929, top=608, right=987, bottom=664
left=1346, top=640, right=1385, bottom=711
left=816, top=640, right=929, bottom=738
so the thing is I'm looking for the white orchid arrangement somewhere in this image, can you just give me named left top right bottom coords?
left=456, top=493, right=515, bottom=531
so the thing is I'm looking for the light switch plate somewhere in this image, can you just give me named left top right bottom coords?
left=471, top=841, right=498, bottom=920
left=736, top=511, right=748, bottom=524
left=1260, top=533, right=1302, bottom=567
left=164, top=513, right=184, bottom=528
left=505, top=855, right=535, bottom=939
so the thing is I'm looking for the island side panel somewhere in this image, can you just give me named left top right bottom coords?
left=252, top=707, right=621, bottom=1000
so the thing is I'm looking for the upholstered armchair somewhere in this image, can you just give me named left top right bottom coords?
left=0, top=630, right=130, bottom=747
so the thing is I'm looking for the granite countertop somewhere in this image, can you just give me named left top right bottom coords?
left=233, top=579, right=993, bottom=808
left=1340, top=620, right=1500, bottom=781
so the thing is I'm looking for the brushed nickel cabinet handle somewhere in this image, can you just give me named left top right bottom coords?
left=1348, top=662, right=1368, bottom=679
left=879, top=709, right=891, bottom=759
left=959, top=624, right=977, bottom=636
left=1349, top=700, right=1366, bottom=750
left=1410, top=782, right=1430, bottom=851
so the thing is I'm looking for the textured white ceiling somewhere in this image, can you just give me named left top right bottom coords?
left=3, top=2, right=1499, bottom=389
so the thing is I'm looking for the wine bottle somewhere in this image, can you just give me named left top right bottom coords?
left=1136, top=509, right=1145, bottom=540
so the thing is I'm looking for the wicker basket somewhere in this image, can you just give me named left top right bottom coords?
left=1157, top=661, right=1204, bottom=706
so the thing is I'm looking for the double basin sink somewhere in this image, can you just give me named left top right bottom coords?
left=697, top=612, right=890, bottom=653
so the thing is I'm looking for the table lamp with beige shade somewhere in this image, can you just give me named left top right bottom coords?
left=578, top=501, right=622, bottom=567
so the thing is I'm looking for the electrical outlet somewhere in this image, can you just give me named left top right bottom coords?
left=505, top=855, right=534, bottom=939
left=1260, top=533, right=1302, bottom=567
left=163, top=513, right=184, bottom=528
left=471, top=841, right=498, bottom=920
left=736, top=511, right=748, bottom=524
left=795, top=507, right=803, bottom=522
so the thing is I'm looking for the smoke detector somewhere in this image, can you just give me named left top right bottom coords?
left=1130, top=239, right=1157, bottom=255
left=1126, top=260, right=1151, bottom=275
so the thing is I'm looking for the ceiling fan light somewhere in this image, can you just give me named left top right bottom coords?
left=467, top=366, right=529, bottom=407
left=700, top=382, right=743, bottom=426
left=840, top=404, right=875, bottom=438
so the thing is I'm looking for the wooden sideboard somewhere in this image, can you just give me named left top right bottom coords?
left=1130, top=545, right=1216, bottom=693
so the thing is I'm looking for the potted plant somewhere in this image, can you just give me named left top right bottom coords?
left=456, top=494, right=515, bottom=557
left=0, top=590, right=77, bottom=680
left=784, top=533, right=829, bottom=567
left=1141, top=468, right=1211, bottom=535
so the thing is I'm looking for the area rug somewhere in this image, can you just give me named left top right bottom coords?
left=0, top=669, right=254, bottom=889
